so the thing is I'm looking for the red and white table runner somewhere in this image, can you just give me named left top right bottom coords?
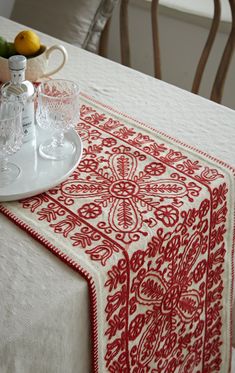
left=1, top=95, right=234, bottom=372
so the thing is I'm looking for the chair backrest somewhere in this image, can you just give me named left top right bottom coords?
left=209, top=0, right=235, bottom=103
left=10, top=0, right=119, bottom=54
left=101, top=0, right=235, bottom=104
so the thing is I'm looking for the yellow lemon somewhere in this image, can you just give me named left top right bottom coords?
left=14, top=30, right=41, bottom=56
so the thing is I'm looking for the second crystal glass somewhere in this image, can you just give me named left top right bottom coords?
left=36, top=79, right=80, bottom=160
left=0, top=98, right=23, bottom=187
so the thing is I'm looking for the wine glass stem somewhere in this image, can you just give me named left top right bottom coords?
left=52, top=132, right=64, bottom=147
left=0, top=158, right=8, bottom=172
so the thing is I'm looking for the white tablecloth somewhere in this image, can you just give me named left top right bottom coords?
left=0, top=16, right=234, bottom=373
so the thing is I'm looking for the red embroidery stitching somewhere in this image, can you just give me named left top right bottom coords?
left=9, top=101, right=231, bottom=372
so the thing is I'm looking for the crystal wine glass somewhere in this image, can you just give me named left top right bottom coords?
left=36, top=79, right=80, bottom=160
left=0, top=98, right=23, bottom=187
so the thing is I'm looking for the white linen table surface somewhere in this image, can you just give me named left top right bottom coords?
left=0, top=16, right=234, bottom=373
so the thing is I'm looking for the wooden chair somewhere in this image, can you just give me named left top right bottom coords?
left=100, top=0, right=235, bottom=104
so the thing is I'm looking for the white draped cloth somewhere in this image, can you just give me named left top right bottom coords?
left=0, top=16, right=234, bottom=373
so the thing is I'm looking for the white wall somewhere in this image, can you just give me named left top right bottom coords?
left=0, top=0, right=234, bottom=109
left=0, top=0, right=14, bottom=18
left=107, top=1, right=235, bottom=110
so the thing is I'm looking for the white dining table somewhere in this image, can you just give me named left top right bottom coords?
left=0, top=16, right=234, bottom=373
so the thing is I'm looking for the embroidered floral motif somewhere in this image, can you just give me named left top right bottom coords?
left=78, top=202, right=102, bottom=219
left=11, top=100, right=232, bottom=373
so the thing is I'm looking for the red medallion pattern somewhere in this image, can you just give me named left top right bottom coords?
left=1, top=96, right=234, bottom=373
